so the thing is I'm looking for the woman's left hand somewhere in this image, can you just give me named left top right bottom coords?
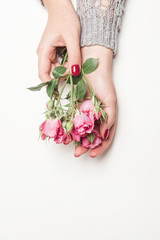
left=74, top=46, right=118, bottom=158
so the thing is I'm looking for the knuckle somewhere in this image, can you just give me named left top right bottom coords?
left=36, top=43, right=48, bottom=56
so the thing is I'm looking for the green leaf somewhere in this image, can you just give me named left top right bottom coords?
left=52, top=66, right=67, bottom=78
left=67, top=72, right=83, bottom=85
left=82, top=58, right=99, bottom=74
left=46, top=79, right=57, bottom=99
left=27, top=81, right=50, bottom=91
left=87, top=133, right=95, bottom=144
left=76, top=79, right=87, bottom=101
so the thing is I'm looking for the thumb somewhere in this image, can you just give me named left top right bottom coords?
left=100, top=106, right=117, bottom=140
left=66, top=37, right=81, bottom=76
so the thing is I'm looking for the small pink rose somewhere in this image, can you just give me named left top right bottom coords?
left=80, top=100, right=101, bottom=120
left=70, top=128, right=81, bottom=142
left=73, top=113, right=94, bottom=137
left=80, top=100, right=94, bottom=115
left=54, top=126, right=66, bottom=144
left=81, top=129, right=102, bottom=149
left=40, top=119, right=62, bottom=139
left=63, top=133, right=72, bottom=145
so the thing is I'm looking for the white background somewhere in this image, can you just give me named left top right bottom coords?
left=0, top=0, right=160, bottom=239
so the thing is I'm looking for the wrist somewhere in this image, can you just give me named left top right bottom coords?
left=43, top=0, right=72, bottom=13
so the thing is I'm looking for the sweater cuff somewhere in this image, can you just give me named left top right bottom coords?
left=76, top=1, right=126, bottom=56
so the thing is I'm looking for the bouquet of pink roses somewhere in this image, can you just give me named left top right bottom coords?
left=28, top=48, right=108, bottom=149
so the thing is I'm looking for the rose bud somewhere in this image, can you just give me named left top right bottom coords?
left=66, top=120, right=74, bottom=132
left=94, top=106, right=102, bottom=120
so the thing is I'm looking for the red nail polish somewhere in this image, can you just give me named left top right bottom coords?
left=71, top=65, right=80, bottom=76
left=104, top=129, right=109, bottom=139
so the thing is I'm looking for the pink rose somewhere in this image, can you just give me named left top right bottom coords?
left=80, top=100, right=102, bottom=120
left=81, top=129, right=102, bottom=149
left=70, top=128, right=81, bottom=142
left=54, top=126, right=66, bottom=144
left=80, top=100, right=94, bottom=114
left=40, top=119, right=62, bottom=139
left=73, top=113, right=94, bottom=137
left=63, top=133, right=72, bottom=145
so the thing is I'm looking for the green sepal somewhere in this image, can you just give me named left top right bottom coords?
left=87, top=132, right=95, bottom=144
left=101, top=109, right=108, bottom=123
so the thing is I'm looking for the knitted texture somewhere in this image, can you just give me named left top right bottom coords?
left=76, top=0, right=126, bottom=55
left=39, top=0, right=126, bottom=55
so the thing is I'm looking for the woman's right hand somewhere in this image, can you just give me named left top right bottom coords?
left=37, top=0, right=81, bottom=82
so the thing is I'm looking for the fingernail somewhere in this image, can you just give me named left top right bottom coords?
left=71, top=64, right=80, bottom=76
left=104, top=129, right=109, bottom=139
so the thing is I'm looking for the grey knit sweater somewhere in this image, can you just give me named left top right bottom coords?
left=40, top=0, right=126, bottom=56
left=76, top=0, right=126, bottom=55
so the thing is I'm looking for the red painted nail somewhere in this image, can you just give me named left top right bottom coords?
left=104, top=129, right=109, bottom=139
left=71, top=65, right=80, bottom=76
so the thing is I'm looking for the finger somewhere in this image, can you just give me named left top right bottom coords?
left=90, top=118, right=117, bottom=158
left=38, top=47, right=57, bottom=83
left=74, top=146, right=89, bottom=157
left=37, top=49, right=53, bottom=83
left=100, top=103, right=117, bottom=140
left=66, top=36, right=81, bottom=76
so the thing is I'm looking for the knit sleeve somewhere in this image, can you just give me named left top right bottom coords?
left=76, top=0, right=126, bottom=56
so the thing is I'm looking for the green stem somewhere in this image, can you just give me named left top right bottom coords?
left=82, top=70, right=95, bottom=97
left=56, top=75, right=70, bottom=108
left=70, top=73, right=74, bottom=120
left=76, top=100, right=80, bottom=110
left=62, top=51, right=68, bottom=66
left=52, top=78, right=60, bottom=105
left=53, top=51, right=68, bottom=104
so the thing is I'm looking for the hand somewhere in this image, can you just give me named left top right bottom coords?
left=37, top=0, right=81, bottom=82
left=74, top=46, right=118, bottom=158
